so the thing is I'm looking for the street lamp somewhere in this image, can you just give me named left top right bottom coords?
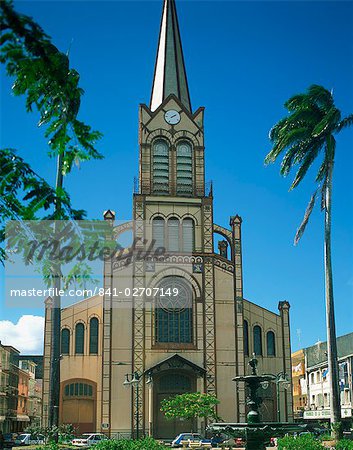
left=123, top=371, right=154, bottom=439
left=123, top=372, right=141, bottom=439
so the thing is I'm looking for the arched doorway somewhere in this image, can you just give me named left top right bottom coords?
left=154, top=371, right=196, bottom=439
left=60, top=380, right=96, bottom=433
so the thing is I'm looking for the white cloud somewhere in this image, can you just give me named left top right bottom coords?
left=0, top=315, right=44, bottom=354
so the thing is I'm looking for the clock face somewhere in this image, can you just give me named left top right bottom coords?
left=164, top=109, right=181, bottom=125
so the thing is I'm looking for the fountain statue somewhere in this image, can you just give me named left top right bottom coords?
left=207, top=356, right=312, bottom=450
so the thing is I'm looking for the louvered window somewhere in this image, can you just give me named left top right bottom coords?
left=75, top=323, right=85, bottom=354
left=153, top=140, right=169, bottom=194
left=152, top=217, right=165, bottom=249
left=61, top=328, right=70, bottom=355
left=182, top=218, right=194, bottom=252
left=176, top=141, right=193, bottom=196
left=168, top=218, right=179, bottom=252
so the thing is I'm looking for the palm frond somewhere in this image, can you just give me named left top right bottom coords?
left=336, top=114, right=353, bottom=132
left=312, top=107, right=341, bottom=137
left=294, top=189, right=318, bottom=245
left=307, top=85, right=334, bottom=110
left=285, top=93, right=312, bottom=111
left=290, top=142, right=323, bottom=190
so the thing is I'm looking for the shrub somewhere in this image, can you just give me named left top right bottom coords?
left=95, top=438, right=165, bottom=450
left=336, top=440, right=353, bottom=450
left=278, top=434, right=324, bottom=449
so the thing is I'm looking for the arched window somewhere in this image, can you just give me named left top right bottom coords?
left=267, top=331, right=276, bottom=356
left=176, top=141, right=193, bottom=196
left=244, top=320, right=249, bottom=356
left=75, top=323, right=85, bottom=355
left=89, top=318, right=99, bottom=355
left=253, top=325, right=262, bottom=356
left=64, top=382, right=93, bottom=397
left=182, top=218, right=194, bottom=252
left=61, top=328, right=70, bottom=355
left=155, top=277, right=193, bottom=344
left=153, top=140, right=169, bottom=194
left=152, top=217, right=165, bottom=249
left=168, top=218, right=179, bottom=252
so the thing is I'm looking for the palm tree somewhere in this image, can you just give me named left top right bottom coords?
left=265, top=85, right=353, bottom=436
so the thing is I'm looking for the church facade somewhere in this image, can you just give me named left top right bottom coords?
left=42, top=0, right=293, bottom=438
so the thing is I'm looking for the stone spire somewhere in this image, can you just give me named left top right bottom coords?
left=150, top=0, right=192, bottom=112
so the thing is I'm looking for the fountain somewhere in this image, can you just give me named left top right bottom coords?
left=207, top=356, right=312, bottom=450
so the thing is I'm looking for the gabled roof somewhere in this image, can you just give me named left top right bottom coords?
left=150, top=0, right=192, bottom=112
left=146, top=353, right=205, bottom=376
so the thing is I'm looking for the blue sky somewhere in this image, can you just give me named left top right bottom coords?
left=1, top=0, right=352, bottom=353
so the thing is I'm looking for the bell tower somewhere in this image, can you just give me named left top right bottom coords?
left=138, top=0, right=206, bottom=198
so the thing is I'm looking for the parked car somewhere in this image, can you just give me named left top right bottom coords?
left=171, top=433, right=203, bottom=447
left=3, top=433, right=17, bottom=448
left=14, top=434, right=45, bottom=446
left=71, top=433, right=108, bottom=447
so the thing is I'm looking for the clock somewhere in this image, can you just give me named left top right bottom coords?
left=164, top=109, right=181, bottom=125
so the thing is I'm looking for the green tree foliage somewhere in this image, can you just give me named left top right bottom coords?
left=0, top=0, right=103, bottom=176
left=160, top=392, right=220, bottom=422
left=265, top=85, right=353, bottom=437
left=0, top=0, right=104, bottom=266
left=265, top=84, right=353, bottom=243
left=0, top=0, right=108, bottom=292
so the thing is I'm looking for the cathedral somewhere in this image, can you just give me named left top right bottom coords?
left=42, top=0, right=293, bottom=439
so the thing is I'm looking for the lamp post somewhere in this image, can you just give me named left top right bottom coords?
left=123, top=372, right=141, bottom=439
left=123, top=371, right=153, bottom=440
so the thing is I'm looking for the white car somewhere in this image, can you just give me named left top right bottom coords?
left=15, top=434, right=45, bottom=446
left=71, top=433, right=108, bottom=447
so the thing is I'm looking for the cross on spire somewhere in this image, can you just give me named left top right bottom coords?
left=150, top=0, right=192, bottom=112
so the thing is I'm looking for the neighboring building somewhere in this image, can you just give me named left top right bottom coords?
left=18, top=360, right=42, bottom=428
left=292, top=332, right=353, bottom=425
left=16, top=365, right=30, bottom=431
left=0, top=343, right=20, bottom=433
left=15, top=356, right=43, bottom=427
left=0, top=344, right=43, bottom=432
left=291, top=349, right=307, bottom=421
left=43, top=0, right=293, bottom=438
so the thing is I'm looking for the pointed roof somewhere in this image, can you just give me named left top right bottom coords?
left=150, top=0, right=192, bottom=112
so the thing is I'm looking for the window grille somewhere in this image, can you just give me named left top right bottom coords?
left=176, top=142, right=193, bottom=196
left=182, top=218, right=194, bottom=252
left=168, top=218, right=179, bottom=252
left=155, top=277, right=193, bottom=343
left=152, top=217, right=165, bottom=249
left=64, top=382, right=93, bottom=397
left=153, top=140, right=169, bottom=194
